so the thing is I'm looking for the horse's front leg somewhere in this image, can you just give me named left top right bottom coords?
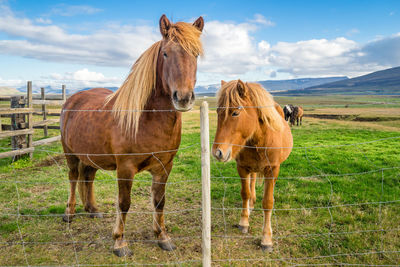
left=152, top=169, right=176, bottom=251
left=261, top=165, right=280, bottom=252
left=249, top=172, right=257, bottom=211
left=237, top=166, right=251, bottom=234
left=112, top=165, right=135, bottom=257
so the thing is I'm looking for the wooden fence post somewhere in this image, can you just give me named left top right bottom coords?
left=11, top=96, right=27, bottom=160
left=27, top=81, right=33, bottom=159
left=62, top=85, right=66, bottom=102
left=200, top=101, right=211, bottom=267
left=41, top=87, right=48, bottom=137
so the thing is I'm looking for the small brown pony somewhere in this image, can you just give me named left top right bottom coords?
left=290, top=106, right=304, bottom=126
left=212, top=80, right=293, bottom=251
left=60, top=15, right=204, bottom=257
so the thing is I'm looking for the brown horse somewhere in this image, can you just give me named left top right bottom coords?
left=212, top=80, right=292, bottom=251
left=60, top=15, right=204, bottom=257
left=290, top=106, right=304, bottom=126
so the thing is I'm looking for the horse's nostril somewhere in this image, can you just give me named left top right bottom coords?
left=191, top=92, right=195, bottom=101
left=173, top=91, right=178, bottom=102
left=215, top=149, right=223, bottom=159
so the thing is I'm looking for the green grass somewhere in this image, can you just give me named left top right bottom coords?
left=0, top=97, right=399, bottom=266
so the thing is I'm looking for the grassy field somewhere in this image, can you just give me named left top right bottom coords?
left=0, top=95, right=399, bottom=266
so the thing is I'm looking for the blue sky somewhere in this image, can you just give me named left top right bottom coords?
left=1, top=0, right=400, bottom=90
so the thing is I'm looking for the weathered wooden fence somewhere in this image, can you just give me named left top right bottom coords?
left=0, top=81, right=65, bottom=159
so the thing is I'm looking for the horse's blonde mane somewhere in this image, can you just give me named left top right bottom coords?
left=106, top=21, right=203, bottom=136
left=217, top=80, right=283, bottom=132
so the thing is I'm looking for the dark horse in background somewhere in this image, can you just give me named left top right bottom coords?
left=283, top=104, right=294, bottom=121
left=60, top=15, right=204, bottom=257
left=290, top=106, right=304, bottom=126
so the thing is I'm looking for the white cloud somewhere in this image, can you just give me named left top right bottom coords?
left=0, top=77, right=24, bottom=87
left=43, top=69, right=121, bottom=88
left=262, top=37, right=361, bottom=76
left=199, top=20, right=260, bottom=76
left=35, top=17, right=52, bottom=24
left=0, top=68, right=121, bottom=90
left=346, top=28, right=359, bottom=37
left=49, top=4, right=102, bottom=17
left=1, top=2, right=400, bottom=85
left=248, top=14, right=275, bottom=27
left=0, top=5, right=158, bottom=67
left=356, top=33, right=400, bottom=67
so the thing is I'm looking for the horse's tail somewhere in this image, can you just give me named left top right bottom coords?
left=77, top=162, right=87, bottom=206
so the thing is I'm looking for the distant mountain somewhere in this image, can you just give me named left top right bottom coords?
left=80, top=87, right=119, bottom=92
left=286, top=66, right=400, bottom=95
left=258, top=77, right=348, bottom=92
left=0, top=87, right=23, bottom=96
left=16, top=86, right=119, bottom=95
left=195, top=84, right=219, bottom=95
left=194, top=77, right=348, bottom=96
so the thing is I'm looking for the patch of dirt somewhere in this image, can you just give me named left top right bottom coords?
left=24, top=185, right=55, bottom=194
left=35, top=154, right=65, bottom=167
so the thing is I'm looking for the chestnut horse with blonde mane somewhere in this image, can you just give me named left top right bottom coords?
left=60, top=15, right=204, bottom=257
left=212, top=80, right=293, bottom=251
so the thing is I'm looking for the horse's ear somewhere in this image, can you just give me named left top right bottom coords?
left=221, top=80, right=226, bottom=86
left=193, top=16, right=204, bottom=32
left=159, top=14, right=171, bottom=38
left=237, top=79, right=246, bottom=98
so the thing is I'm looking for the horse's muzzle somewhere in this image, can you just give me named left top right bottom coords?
left=172, top=91, right=195, bottom=111
left=212, top=147, right=232, bottom=162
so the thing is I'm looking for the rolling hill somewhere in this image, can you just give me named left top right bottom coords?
left=281, top=66, right=400, bottom=95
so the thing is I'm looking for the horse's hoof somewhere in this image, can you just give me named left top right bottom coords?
left=238, top=225, right=249, bottom=234
left=113, top=246, right=133, bottom=257
left=62, top=214, right=73, bottom=223
left=89, top=212, right=103, bottom=219
left=158, top=240, right=176, bottom=251
left=261, top=244, right=273, bottom=252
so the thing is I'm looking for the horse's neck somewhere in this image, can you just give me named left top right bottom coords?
left=145, top=86, right=173, bottom=110
left=248, top=123, right=272, bottom=148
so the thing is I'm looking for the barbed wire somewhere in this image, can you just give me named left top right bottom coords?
left=211, top=250, right=400, bottom=264
left=1, top=104, right=399, bottom=266
left=207, top=109, right=399, bottom=265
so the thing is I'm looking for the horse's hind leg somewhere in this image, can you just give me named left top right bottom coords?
left=249, top=173, right=257, bottom=211
left=78, top=163, right=101, bottom=218
left=151, top=166, right=176, bottom=251
left=112, top=163, right=135, bottom=257
left=237, top=166, right=251, bottom=234
left=63, top=155, right=79, bottom=223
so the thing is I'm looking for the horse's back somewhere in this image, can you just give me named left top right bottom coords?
left=61, top=88, right=116, bottom=163
left=61, top=88, right=112, bottom=132
left=62, top=88, right=112, bottom=113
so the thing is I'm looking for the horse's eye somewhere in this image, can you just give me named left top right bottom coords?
left=163, top=52, right=168, bottom=58
left=232, top=111, right=240, bottom=117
